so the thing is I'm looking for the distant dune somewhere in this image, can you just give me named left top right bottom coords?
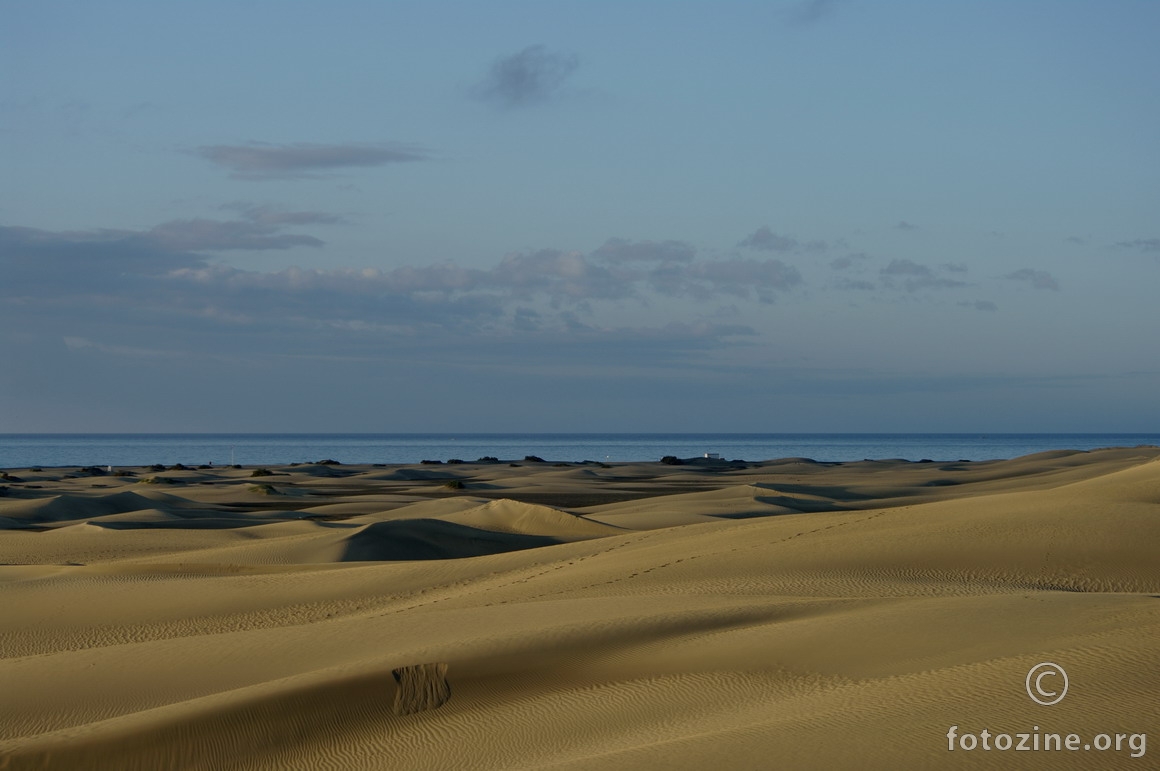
left=1, top=448, right=1158, bottom=768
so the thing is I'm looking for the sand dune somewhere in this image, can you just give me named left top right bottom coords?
left=1, top=448, right=1158, bottom=769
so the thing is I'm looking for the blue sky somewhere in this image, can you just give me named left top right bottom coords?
left=2, top=0, right=1158, bottom=432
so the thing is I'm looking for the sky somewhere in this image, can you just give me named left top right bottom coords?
left=2, top=0, right=1158, bottom=433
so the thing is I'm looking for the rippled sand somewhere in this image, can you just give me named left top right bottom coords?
left=2, top=448, right=1158, bottom=769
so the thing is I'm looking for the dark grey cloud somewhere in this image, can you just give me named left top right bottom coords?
left=489, top=249, right=633, bottom=304
left=1004, top=268, right=1060, bottom=290
left=222, top=202, right=347, bottom=226
left=473, top=46, right=579, bottom=109
left=739, top=226, right=827, bottom=254
left=592, top=238, right=695, bottom=264
left=880, top=259, right=968, bottom=292
left=652, top=258, right=802, bottom=303
left=943, top=263, right=968, bottom=273
left=739, top=226, right=799, bottom=252
left=880, top=259, right=932, bottom=277
left=196, top=142, right=428, bottom=179
left=830, top=252, right=868, bottom=270
left=1114, top=238, right=1160, bottom=253
left=146, top=218, right=325, bottom=251
left=0, top=224, right=203, bottom=295
left=833, top=278, right=876, bottom=291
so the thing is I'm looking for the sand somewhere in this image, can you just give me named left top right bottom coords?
left=1, top=448, right=1157, bottom=769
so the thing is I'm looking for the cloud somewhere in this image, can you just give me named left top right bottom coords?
left=895, top=221, right=919, bottom=231
left=943, top=263, right=968, bottom=273
left=489, top=249, right=633, bottom=304
left=738, top=226, right=827, bottom=254
left=195, top=142, right=428, bottom=179
left=833, top=278, right=877, bottom=291
left=959, top=300, right=998, bottom=312
left=788, top=0, right=845, bottom=24
left=1114, top=238, right=1160, bottom=253
left=1065, top=235, right=1087, bottom=245
left=651, top=258, right=802, bottom=303
left=739, top=226, right=798, bottom=252
left=146, top=218, right=325, bottom=251
left=880, top=259, right=930, bottom=277
left=473, top=45, right=579, bottom=108
left=880, top=259, right=968, bottom=292
left=1004, top=268, right=1060, bottom=290
left=592, top=238, right=695, bottom=264
left=830, top=252, right=868, bottom=270
left=0, top=224, right=203, bottom=294
left=222, top=203, right=347, bottom=226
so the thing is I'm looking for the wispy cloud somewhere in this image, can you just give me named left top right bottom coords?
left=829, top=252, right=869, bottom=271
left=652, top=258, right=802, bottom=303
left=1004, top=268, right=1059, bottom=290
left=739, top=226, right=826, bottom=253
left=195, top=142, right=429, bottom=179
left=788, top=0, right=846, bottom=25
left=880, top=259, right=968, bottom=292
left=959, top=300, right=998, bottom=312
left=895, top=221, right=919, bottom=231
left=833, top=278, right=876, bottom=291
left=146, top=218, right=326, bottom=251
left=592, top=238, right=696, bottom=264
left=1114, top=238, right=1160, bottom=253
left=221, top=202, right=347, bottom=226
left=473, top=45, right=579, bottom=109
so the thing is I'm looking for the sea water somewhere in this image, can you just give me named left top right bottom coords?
left=1, top=433, right=1158, bottom=468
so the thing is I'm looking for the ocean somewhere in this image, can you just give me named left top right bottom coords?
left=1, top=433, right=1158, bottom=469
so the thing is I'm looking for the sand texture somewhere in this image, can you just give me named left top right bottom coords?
left=1, top=448, right=1158, bottom=769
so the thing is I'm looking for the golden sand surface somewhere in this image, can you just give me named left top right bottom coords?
left=1, top=448, right=1158, bottom=769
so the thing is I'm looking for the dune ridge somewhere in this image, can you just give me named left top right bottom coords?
left=1, top=447, right=1158, bottom=769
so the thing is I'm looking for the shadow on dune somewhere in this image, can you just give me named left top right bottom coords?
left=88, top=517, right=271, bottom=531
left=341, top=519, right=561, bottom=562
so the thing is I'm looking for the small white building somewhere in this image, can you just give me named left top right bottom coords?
left=704, top=452, right=720, bottom=459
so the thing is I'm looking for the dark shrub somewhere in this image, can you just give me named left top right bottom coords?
left=447, top=459, right=464, bottom=464
left=442, top=479, right=465, bottom=490
left=251, top=468, right=273, bottom=477
left=524, top=455, right=545, bottom=463
left=420, top=459, right=443, bottom=465
left=139, top=476, right=179, bottom=485
left=660, top=456, right=684, bottom=465
left=317, top=459, right=341, bottom=465
left=476, top=456, right=499, bottom=463
left=169, top=463, right=187, bottom=471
